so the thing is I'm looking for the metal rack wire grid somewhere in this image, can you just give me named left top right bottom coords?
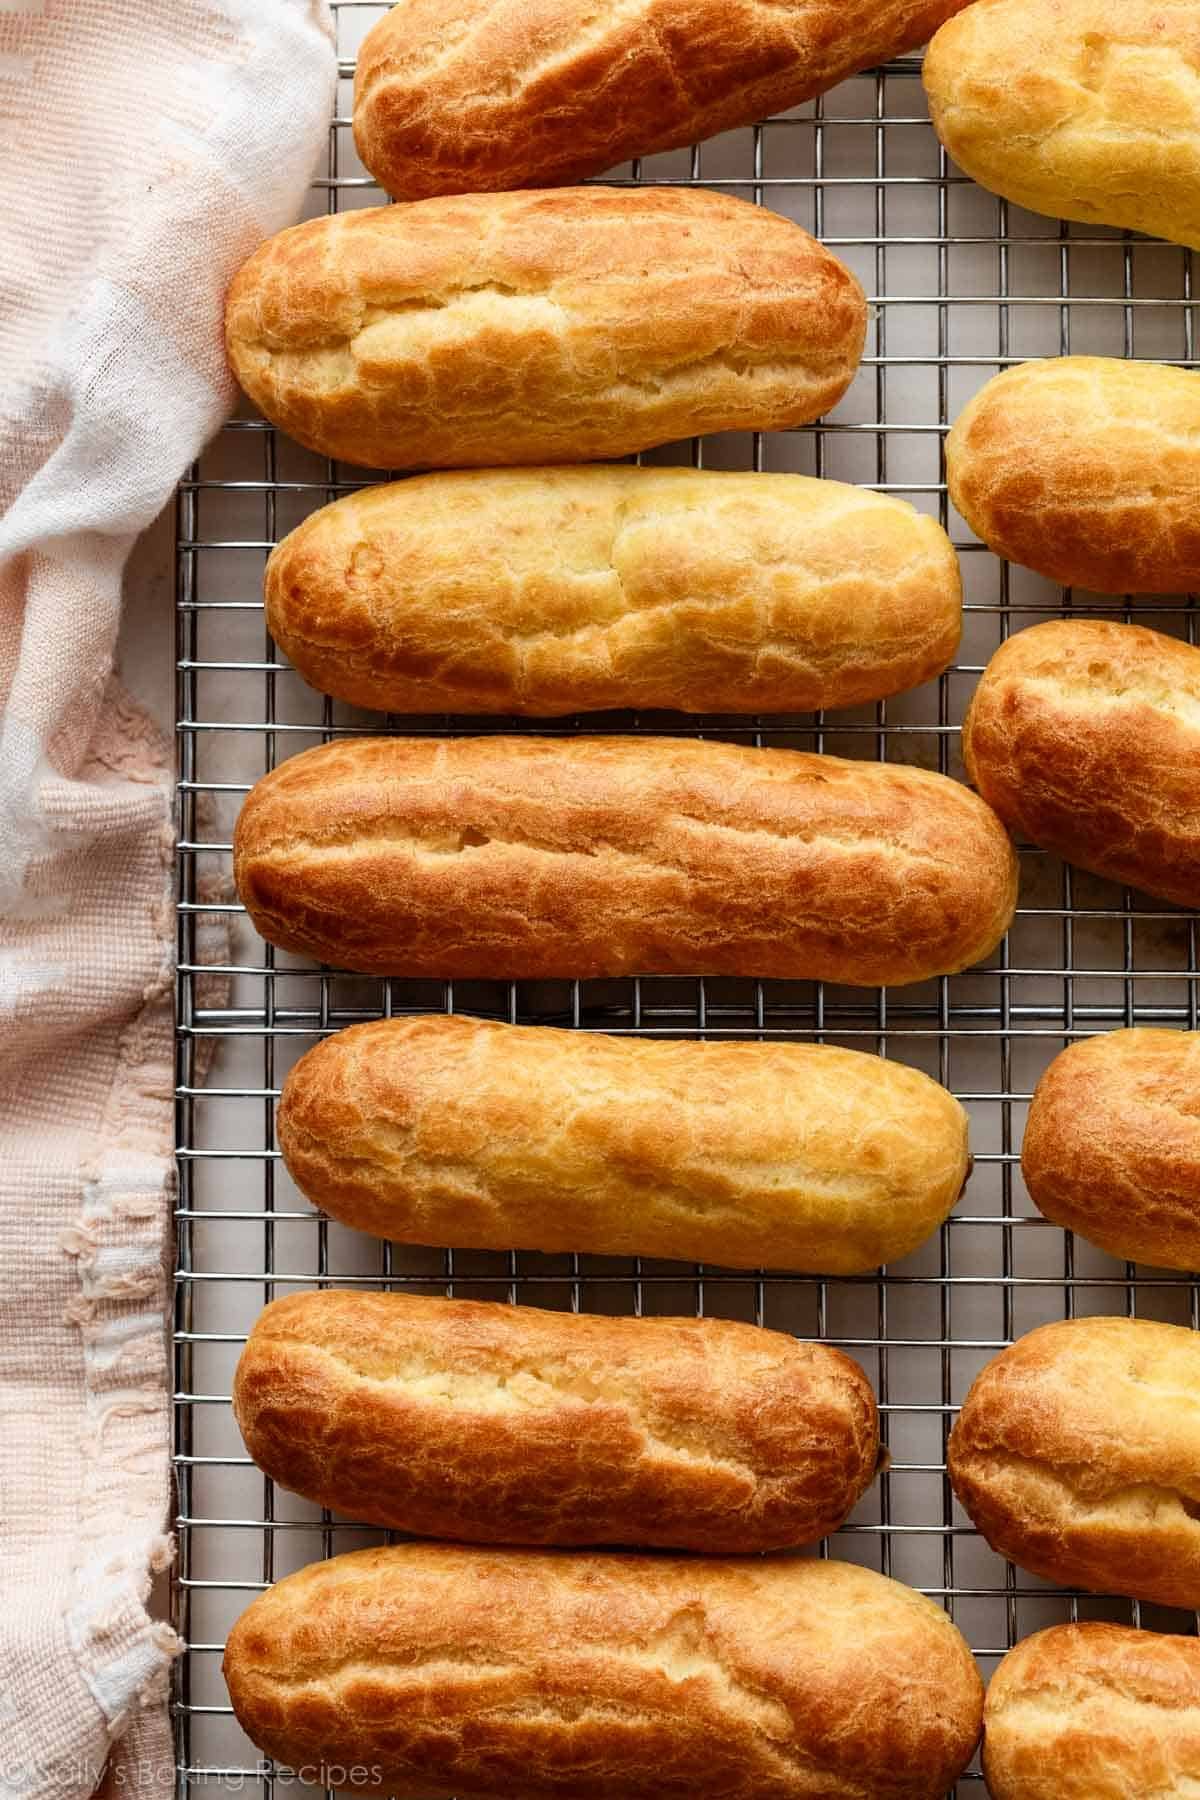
left=173, top=6, right=1200, bottom=1795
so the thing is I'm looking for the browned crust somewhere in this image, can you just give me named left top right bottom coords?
left=274, top=1017, right=971, bottom=1274
left=224, top=1544, right=983, bottom=1799
left=232, top=735, right=1018, bottom=985
left=224, top=189, right=867, bottom=470
left=925, top=0, right=1200, bottom=255
left=945, top=357, right=1200, bottom=593
left=354, top=0, right=973, bottom=200
left=264, top=467, right=962, bottom=717
left=983, top=1623, right=1200, bottom=1799
left=947, top=1317, right=1200, bottom=1610
left=1022, top=1029, right=1200, bottom=1271
left=233, top=1289, right=880, bottom=1551
left=961, top=618, right=1200, bottom=908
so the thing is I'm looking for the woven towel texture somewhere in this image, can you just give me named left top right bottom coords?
left=0, top=6, right=334, bottom=1794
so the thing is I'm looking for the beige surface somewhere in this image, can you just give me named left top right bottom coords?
left=948, top=1317, right=1200, bottom=1610
left=233, top=1289, right=880, bottom=1550
left=982, top=1623, right=1200, bottom=1799
left=945, top=357, right=1200, bottom=592
left=924, top=0, right=1200, bottom=250
left=117, top=508, right=175, bottom=741
left=355, top=0, right=973, bottom=198
left=224, top=189, right=867, bottom=469
left=1023, top=1029, right=1200, bottom=1271
left=266, top=466, right=962, bottom=716
left=276, top=1017, right=971, bottom=1272
left=962, top=618, right=1200, bottom=908
left=233, top=734, right=1018, bottom=984
left=223, top=1544, right=984, bottom=1799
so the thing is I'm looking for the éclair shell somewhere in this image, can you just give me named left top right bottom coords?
left=1022, top=1029, right=1200, bottom=1270
left=925, top=0, right=1200, bottom=252
left=355, top=0, right=972, bottom=199
left=224, top=1545, right=984, bottom=1800
left=275, top=1016, right=971, bottom=1274
left=233, top=735, right=1019, bottom=985
left=233, top=1289, right=880, bottom=1550
left=946, top=357, right=1200, bottom=593
left=264, top=466, right=962, bottom=716
left=948, top=1316, right=1200, bottom=1609
left=962, top=618, right=1200, bottom=907
left=983, top=1623, right=1200, bottom=1800
left=225, top=188, right=866, bottom=470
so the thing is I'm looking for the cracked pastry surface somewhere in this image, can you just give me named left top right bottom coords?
left=353, top=0, right=972, bottom=200
left=962, top=618, right=1200, bottom=908
left=982, top=1623, right=1200, bottom=1800
left=274, top=1016, right=971, bottom=1273
left=1023, top=1028, right=1200, bottom=1271
left=946, top=356, right=1200, bottom=593
left=223, top=188, right=866, bottom=470
left=233, top=735, right=1018, bottom=985
left=948, top=1316, right=1200, bottom=1609
left=264, top=466, right=962, bottom=716
left=924, top=0, right=1200, bottom=251
left=223, top=1544, right=984, bottom=1800
left=233, top=1289, right=881, bottom=1550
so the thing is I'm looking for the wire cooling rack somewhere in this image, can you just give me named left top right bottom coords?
left=174, top=5, right=1200, bottom=1793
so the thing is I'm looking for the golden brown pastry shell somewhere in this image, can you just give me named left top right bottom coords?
left=946, top=357, right=1200, bottom=593
left=265, top=466, right=962, bottom=717
left=925, top=0, right=1200, bottom=253
left=949, top=1316, right=1200, bottom=1610
left=1023, top=1028, right=1200, bottom=1270
left=275, top=1016, right=971, bottom=1273
left=233, top=734, right=1018, bottom=985
left=225, top=189, right=866, bottom=470
left=983, top=1623, right=1200, bottom=1799
left=224, top=1544, right=984, bottom=1800
left=962, top=618, right=1200, bottom=908
left=233, top=1289, right=880, bottom=1550
left=355, top=0, right=972, bottom=200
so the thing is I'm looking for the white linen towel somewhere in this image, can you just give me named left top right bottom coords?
left=0, top=5, right=335, bottom=1794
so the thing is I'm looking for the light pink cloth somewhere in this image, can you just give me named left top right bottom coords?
left=0, top=5, right=334, bottom=1794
